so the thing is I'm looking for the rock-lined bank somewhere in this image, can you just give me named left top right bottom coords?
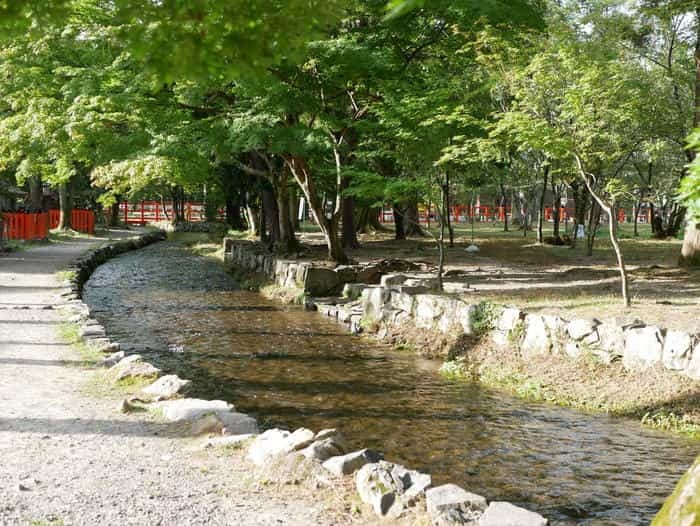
left=223, top=239, right=700, bottom=381
left=221, top=237, right=700, bottom=522
left=65, top=233, right=550, bottom=525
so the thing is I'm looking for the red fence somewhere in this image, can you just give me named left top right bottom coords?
left=379, top=205, right=513, bottom=224
left=379, top=205, right=649, bottom=225
left=2, top=209, right=95, bottom=240
left=2, top=212, right=50, bottom=240
left=48, top=209, right=95, bottom=234
left=117, top=201, right=225, bottom=225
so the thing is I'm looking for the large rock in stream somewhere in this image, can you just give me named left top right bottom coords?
left=652, top=455, right=700, bottom=526
left=425, top=483, right=487, bottom=525
left=110, top=355, right=161, bottom=382
left=141, top=374, right=191, bottom=401
left=354, top=460, right=431, bottom=518
left=154, top=398, right=258, bottom=436
left=247, top=427, right=347, bottom=466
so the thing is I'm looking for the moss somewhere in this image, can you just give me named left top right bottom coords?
left=471, top=301, right=500, bottom=335
left=652, top=456, right=700, bottom=525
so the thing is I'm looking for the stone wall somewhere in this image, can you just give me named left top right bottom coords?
left=223, top=239, right=700, bottom=381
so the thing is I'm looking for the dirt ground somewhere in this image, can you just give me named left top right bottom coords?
left=297, top=222, right=700, bottom=333
left=0, top=230, right=365, bottom=526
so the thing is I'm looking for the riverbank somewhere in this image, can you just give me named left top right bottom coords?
left=218, top=235, right=700, bottom=440
left=0, top=230, right=358, bottom=525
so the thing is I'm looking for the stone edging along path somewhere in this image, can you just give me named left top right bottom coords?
left=64, top=232, right=551, bottom=525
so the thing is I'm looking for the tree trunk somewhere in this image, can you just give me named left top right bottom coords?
left=284, top=154, right=347, bottom=263
left=57, top=182, right=72, bottom=231
left=607, top=204, right=631, bottom=307
left=290, top=191, right=300, bottom=231
left=633, top=200, right=640, bottom=237
left=499, top=183, right=509, bottom=232
left=680, top=222, right=700, bottom=267
left=511, top=189, right=521, bottom=225
left=245, top=205, right=258, bottom=237
left=109, top=196, right=121, bottom=227
left=393, top=204, right=406, bottom=240
left=537, top=165, right=549, bottom=244
left=444, top=174, right=454, bottom=247
left=29, top=175, right=43, bottom=211
left=261, top=185, right=280, bottom=247
left=585, top=202, right=601, bottom=256
left=341, top=177, right=359, bottom=249
left=552, top=180, right=561, bottom=240
left=679, top=7, right=700, bottom=265
left=273, top=171, right=298, bottom=253
left=570, top=182, right=589, bottom=249
left=404, top=200, right=425, bottom=236
left=437, top=184, right=446, bottom=292
left=225, top=196, right=244, bottom=229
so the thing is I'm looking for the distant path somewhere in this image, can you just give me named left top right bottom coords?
left=0, top=230, right=340, bottom=525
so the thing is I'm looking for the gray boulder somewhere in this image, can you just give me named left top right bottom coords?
left=623, top=326, right=664, bottom=370
left=594, top=322, right=626, bottom=363
left=300, top=437, right=344, bottom=462
left=361, top=286, right=390, bottom=323
left=79, top=325, right=106, bottom=338
left=304, top=267, right=341, bottom=296
left=662, top=331, right=693, bottom=371
left=479, top=501, right=548, bottom=526
left=247, top=427, right=332, bottom=466
left=99, top=350, right=125, bottom=368
left=110, top=355, right=161, bottom=381
left=355, top=461, right=432, bottom=518
left=381, top=274, right=409, bottom=288
left=157, top=398, right=233, bottom=421
left=566, top=318, right=598, bottom=341
left=498, top=308, right=522, bottom=332
left=521, top=315, right=551, bottom=356
left=322, top=449, right=383, bottom=476
left=141, top=374, right=191, bottom=401
left=189, top=411, right=258, bottom=436
left=426, top=483, right=487, bottom=525
left=684, top=343, right=700, bottom=381
left=247, top=429, right=293, bottom=466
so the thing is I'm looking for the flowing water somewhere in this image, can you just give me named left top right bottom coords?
left=83, top=241, right=698, bottom=525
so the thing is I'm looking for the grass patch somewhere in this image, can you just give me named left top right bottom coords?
left=82, top=369, right=153, bottom=399
left=441, top=349, right=700, bottom=439
left=55, top=269, right=77, bottom=283
left=57, top=322, right=102, bottom=365
left=260, top=283, right=306, bottom=304
left=49, top=229, right=91, bottom=242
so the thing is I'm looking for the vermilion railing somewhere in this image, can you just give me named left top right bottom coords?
left=2, top=212, right=50, bottom=240
left=117, top=201, right=225, bottom=225
left=2, top=209, right=95, bottom=240
left=48, top=209, right=95, bottom=234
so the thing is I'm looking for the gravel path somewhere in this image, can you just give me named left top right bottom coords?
left=0, top=231, right=347, bottom=526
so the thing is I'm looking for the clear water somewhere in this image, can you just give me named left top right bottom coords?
left=83, top=241, right=698, bottom=525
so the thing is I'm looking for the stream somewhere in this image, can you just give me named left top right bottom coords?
left=83, top=240, right=698, bottom=525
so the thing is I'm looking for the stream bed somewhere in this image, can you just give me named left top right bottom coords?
left=83, top=240, right=698, bottom=525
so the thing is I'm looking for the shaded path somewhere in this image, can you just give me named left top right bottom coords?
left=0, top=231, right=342, bottom=526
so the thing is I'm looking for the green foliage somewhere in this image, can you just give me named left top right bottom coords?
left=471, top=301, right=500, bottom=334
left=680, top=130, right=700, bottom=222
